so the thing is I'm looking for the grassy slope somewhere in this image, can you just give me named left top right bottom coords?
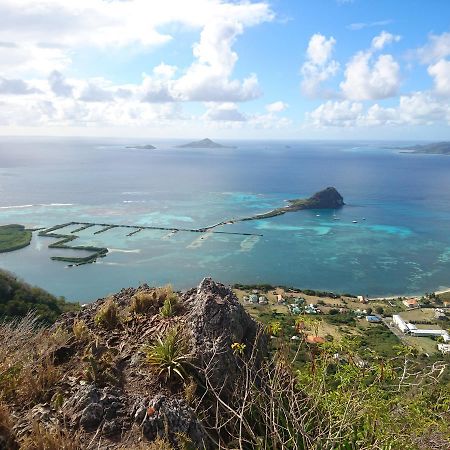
left=0, top=224, right=32, bottom=253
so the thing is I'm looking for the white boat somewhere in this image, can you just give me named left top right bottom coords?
left=352, top=220, right=358, bottom=223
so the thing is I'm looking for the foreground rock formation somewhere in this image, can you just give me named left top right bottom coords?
left=2, top=278, right=265, bottom=449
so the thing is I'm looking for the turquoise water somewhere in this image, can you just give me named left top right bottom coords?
left=1, top=137, right=450, bottom=301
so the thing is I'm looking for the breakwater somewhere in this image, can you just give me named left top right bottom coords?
left=38, top=221, right=262, bottom=266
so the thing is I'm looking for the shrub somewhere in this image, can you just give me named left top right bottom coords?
left=329, top=308, right=339, bottom=315
left=94, top=297, right=121, bottom=330
left=143, top=326, right=191, bottom=382
left=267, top=321, right=282, bottom=336
left=83, top=341, right=119, bottom=386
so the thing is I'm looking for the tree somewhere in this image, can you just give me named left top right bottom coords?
left=375, top=306, right=384, bottom=315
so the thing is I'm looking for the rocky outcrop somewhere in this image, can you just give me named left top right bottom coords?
left=295, top=186, right=345, bottom=209
left=10, top=278, right=265, bottom=449
left=134, top=395, right=207, bottom=447
left=184, top=278, right=266, bottom=391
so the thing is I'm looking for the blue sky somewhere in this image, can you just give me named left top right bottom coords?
left=0, top=0, right=449, bottom=139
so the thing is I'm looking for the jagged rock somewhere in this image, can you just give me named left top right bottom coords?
left=134, top=394, right=209, bottom=448
left=184, top=277, right=266, bottom=391
left=64, top=385, right=125, bottom=433
left=80, top=403, right=103, bottom=429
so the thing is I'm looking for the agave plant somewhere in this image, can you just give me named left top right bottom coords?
left=143, top=326, right=191, bottom=382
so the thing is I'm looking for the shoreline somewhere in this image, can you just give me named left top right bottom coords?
left=368, top=287, right=450, bottom=301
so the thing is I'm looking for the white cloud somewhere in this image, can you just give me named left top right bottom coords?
left=78, top=80, right=114, bottom=103
left=306, top=100, right=363, bottom=127
left=417, top=32, right=450, bottom=64
left=0, top=77, right=40, bottom=95
left=0, top=0, right=273, bottom=90
left=428, top=59, right=450, bottom=96
left=203, top=102, right=246, bottom=121
left=172, top=21, right=262, bottom=102
left=153, top=63, right=178, bottom=79
left=48, top=70, right=73, bottom=97
left=371, top=31, right=400, bottom=50
left=0, top=0, right=274, bottom=132
left=305, top=92, right=450, bottom=128
left=347, top=19, right=393, bottom=31
left=300, top=34, right=339, bottom=97
left=340, top=51, right=400, bottom=100
left=265, top=101, right=288, bottom=113
left=306, top=33, right=336, bottom=65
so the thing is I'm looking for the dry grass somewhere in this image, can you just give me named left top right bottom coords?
left=0, top=403, right=19, bottom=449
left=94, top=297, right=122, bottom=330
left=119, top=437, right=175, bottom=449
left=72, top=319, right=90, bottom=341
left=130, top=291, right=160, bottom=315
left=20, top=422, right=81, bottom=450
left=18, top=357, right=61, bottom=404
left=0, top=314, right=63, bottom=405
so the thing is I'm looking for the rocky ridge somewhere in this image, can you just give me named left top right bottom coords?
left=5, top=278, right=265, bottom=449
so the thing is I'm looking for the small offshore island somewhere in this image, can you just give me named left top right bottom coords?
left=398, top=141, right=450, bottom=155
left=241, top=186, right=344, bottom=221
left=201, top=187, right=344, bottom=231
left=177, top=138, right=236, bottom=149
left=125, top=144, right=156, bottom=150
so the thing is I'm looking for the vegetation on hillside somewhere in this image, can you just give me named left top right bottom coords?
left=0, top=224, right=32, bottom=253
left=0, top=269, right=78, bottom=323
left=0, top=278, right=448, bottom=449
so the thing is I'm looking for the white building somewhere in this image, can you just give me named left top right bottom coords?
left=392, top=314, right=409, bottom=333
left=258, top=296, right=268, bottom=305
left=410, top=329, right=450, bottom=341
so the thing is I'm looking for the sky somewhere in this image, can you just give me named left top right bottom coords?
left=0, top=0, right=449, bottom=140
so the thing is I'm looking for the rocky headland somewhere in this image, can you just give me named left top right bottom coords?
left=241, top=186, right=345, bottom=221
left=397, top=141, right=450, bottom=155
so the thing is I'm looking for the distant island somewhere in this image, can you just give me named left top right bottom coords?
left=125, top=144, right=156, bottom=150
left=200, top=187, right=344, bottom=231
left=177, top=138, right=236, bottom=149
left=397, top=142, right=450, bottom=155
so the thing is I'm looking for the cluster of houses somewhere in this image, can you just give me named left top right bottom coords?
left=245, top=291, right=269, bottom=305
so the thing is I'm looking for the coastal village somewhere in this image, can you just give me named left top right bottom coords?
left=233, top=285, right=450, bottom=357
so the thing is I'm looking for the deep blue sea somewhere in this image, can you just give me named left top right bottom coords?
left=1, top=137, right=450, bottom=301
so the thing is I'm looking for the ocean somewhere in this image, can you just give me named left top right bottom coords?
left=1, top=137, right=450, bottom=301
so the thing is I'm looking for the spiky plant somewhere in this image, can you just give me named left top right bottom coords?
left=143, top=326, right=191, bottom=382
left=160, top=293, right=181, bottom=318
